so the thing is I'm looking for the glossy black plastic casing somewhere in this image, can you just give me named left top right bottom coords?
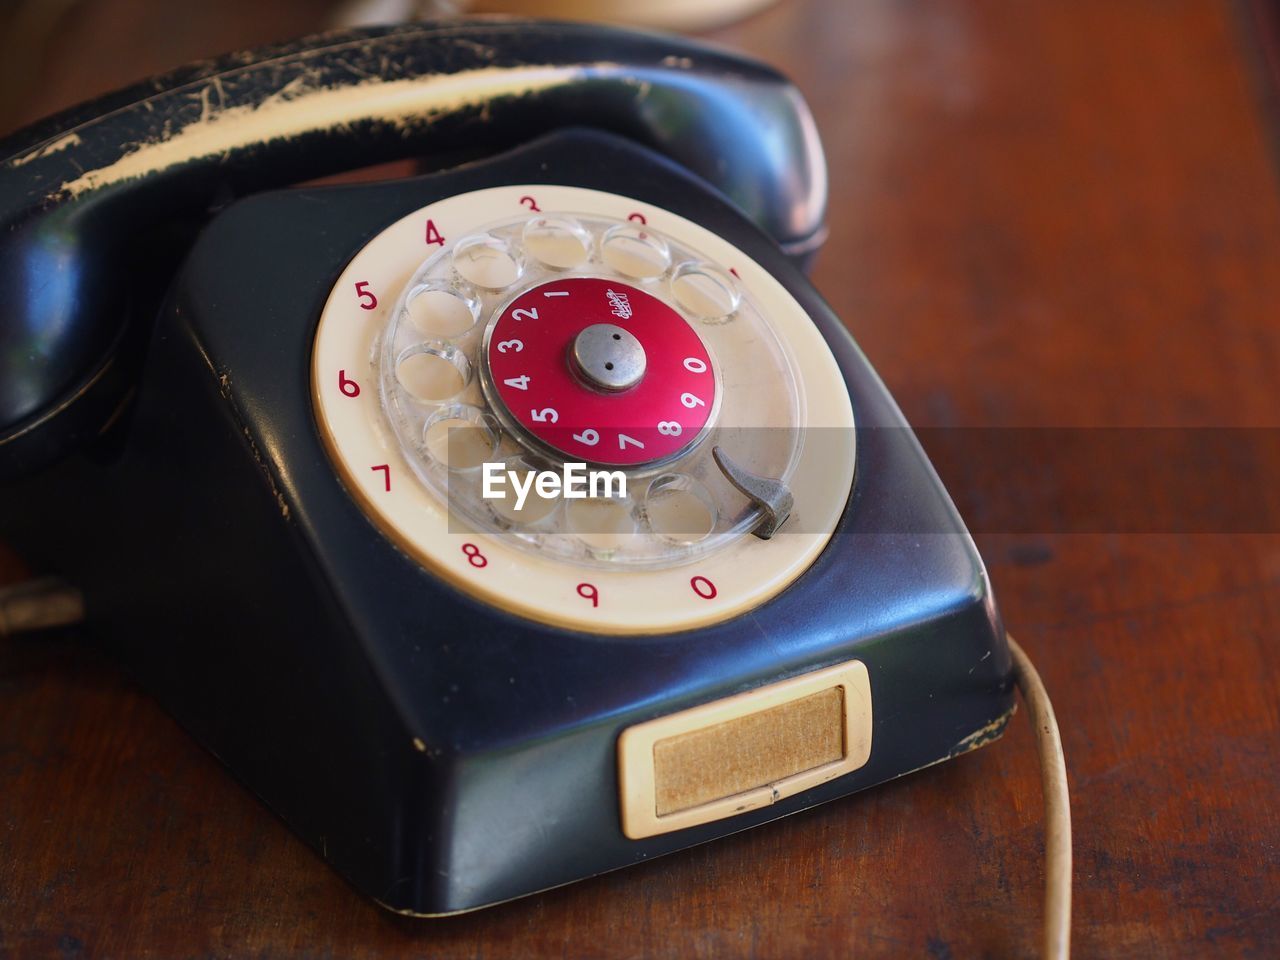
left=1, top=131, right=1012, bottom=914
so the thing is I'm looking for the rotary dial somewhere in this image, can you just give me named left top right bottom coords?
left=312, top=184, right=856, bottom=633
left=374, top=209, right=806, bottom=569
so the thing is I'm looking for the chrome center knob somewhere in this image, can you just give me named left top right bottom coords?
left=571, top=323, right=646, bottom=391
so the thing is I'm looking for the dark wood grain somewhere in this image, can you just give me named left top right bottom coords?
left=3, top=0, right=1279, bottom=956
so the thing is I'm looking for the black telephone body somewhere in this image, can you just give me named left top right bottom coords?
left=0, top=21, right=1013, bottom=915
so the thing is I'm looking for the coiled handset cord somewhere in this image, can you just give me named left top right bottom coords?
left=1007, top=633, right=1073, bottom=960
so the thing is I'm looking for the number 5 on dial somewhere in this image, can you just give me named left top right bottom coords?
left=353, top=281, right=377, bottom=310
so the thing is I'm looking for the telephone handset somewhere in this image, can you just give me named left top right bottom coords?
left=0, top=21, right=1013, bottom=915
left=0, top=18, right=825, bottom=476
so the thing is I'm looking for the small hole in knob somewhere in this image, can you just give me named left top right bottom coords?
left=612, top=334, right=621, bottom=340
left=605, top=362, right=615, bottom=370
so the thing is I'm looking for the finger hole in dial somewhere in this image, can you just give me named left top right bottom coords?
left=453, top=233, right=522, bottom=289
left=644, top=474, right=718, bottom=544
left=601, top=223, right=671, bottom=279
left=396, top=343, right=471, bottom=403
left=523, top=216, right=591, bottom=269
left=423, top=404, right=499, bottom=471
left=406, top=285, right=479, bottom=339
left=671, top=261, right=741, bottom=321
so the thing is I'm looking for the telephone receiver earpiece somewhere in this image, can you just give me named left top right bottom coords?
left=0, top=18, right=827, bottom=479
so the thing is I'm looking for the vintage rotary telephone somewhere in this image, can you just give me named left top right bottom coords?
left=0, top=18, right=1070, bottom=956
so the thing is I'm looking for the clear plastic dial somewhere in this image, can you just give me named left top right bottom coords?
left=376, top=212, right=803, bottom=568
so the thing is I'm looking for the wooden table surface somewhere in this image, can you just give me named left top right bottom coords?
left=3, top=0, right=1279, bottom=956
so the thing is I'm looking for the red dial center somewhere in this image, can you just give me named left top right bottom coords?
left=484, top=277, right=717, bottom=467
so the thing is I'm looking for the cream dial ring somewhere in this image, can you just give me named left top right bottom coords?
left=311, top=185, right=856, bottom=634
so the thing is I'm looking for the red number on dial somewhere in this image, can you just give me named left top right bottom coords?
left=371, top=464, right=390, bottom=491
left=354, top=281, right=377, bottom=310
left=462, top=543, right=488, bottom=568
left=425, top=219, right=446, bottom=247
left=690, top=575, right=717, bottom=599
left=338, top=369, right=360, bottom=398
left=577, top=583, right=599, bottom=607
left=520, top=195, right=541, bottom=212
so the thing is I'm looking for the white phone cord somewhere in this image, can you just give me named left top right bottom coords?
left=1008, top=633, right=1073, bottom=960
